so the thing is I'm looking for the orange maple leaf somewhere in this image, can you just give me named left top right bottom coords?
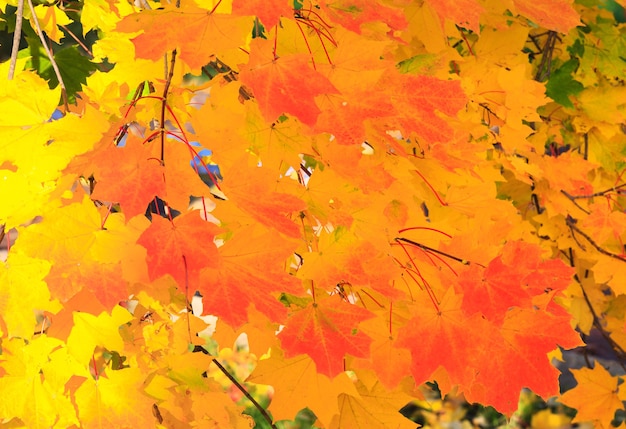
left=459, top=241, right=574, bottom=321
left=279, top=294, right=375, bottom=377
left=239, top=38, right=339, bottom=127
left=560, top=364, right=626, bottom=429
left=199, top=225, right=302, bottom=328
left=318, top=0, right=407, bottom=33
left=425, top=0, right=484, bottom=33
left=90, top=135, right=165, bottom=218
left=513, top=0, right=580, bottom=33
left=216, top=158, right=307, bottom=237
left=386, top=74, right=467, bottom=144
left=232, top=0, right=292, bottom=29
left=116, top=4, right=253, bottom=70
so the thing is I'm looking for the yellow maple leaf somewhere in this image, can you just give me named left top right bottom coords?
left=67, top=305, right=133, bottom=364
left=74, top=366, right=155, bottom=428
left=0, top=252, right=56, bottom=338
left=32, top=5, right=72, bottom=43
left=560, top=364, right=626, bottom=429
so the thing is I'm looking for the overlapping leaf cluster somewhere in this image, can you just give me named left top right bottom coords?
left=1, top=0, right=626, bottom=427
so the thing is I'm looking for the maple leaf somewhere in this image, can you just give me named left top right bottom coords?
left=318, top=0, right=407, bottom=33
left=14, top=196, right=103, bottom=264
left=330, top=371, right=416, bottom=429
left=315, top=91, right=395, bottom=145
left=6, top=0, right=626, bottom=425
left=559, top=364, right=626, bottom=429
left=459, top=241, right=574, bottom=320
left=385, top=73, right=467, bottom=144
left=278, top=294, right=375, bottom=377
left=0, top=336, right=84, bottom=427
left=90, top=135, right=166, bottom=218
left=137, top=210, right=220, bottom=288
left=46, top=259, right=128, bottom=307
left=396, top=288, right=490, bottom=393
left=74, top=367, right=155, bottom=428
left=513, top=0, right=580, bottom=33
left=238, top=38, right=339, bottom=127
left=215, top=158, right=307, bottom=237
left=116, top=4, right=254, bottom=70
left=0, top=252, right=53, bottom=338
left=351, top=305, right=413, bottom=389
left=198, top=225, right=301, bottom=328
left=66, top=305, right=132, bottom=364
left=425, top=0, right=484, bottom=33
left=232, top=0, right=292, bottom=28
left=467, top=306, right=582, bottom=412
left=247, top=350, right=358, bottom=426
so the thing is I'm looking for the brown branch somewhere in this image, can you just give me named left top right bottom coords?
left=534, top=31, right=559, bottom=82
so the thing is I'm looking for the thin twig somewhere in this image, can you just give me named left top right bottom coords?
left=160, top=49, right=177, bottom=162
left=193, top=345, right=277, bottom=429
left=8, top=0, right=24, bottom=79
left=26, top=0, right=68, bottom=108
left=566, top=217, right=626, bottom=263
left=395, top=237, right=474, bottom=266
left=560, top=190, right=591, bottom=214
left=569, top=183, right=626, bottom=200
left=59, top=24, right=92, bottom=57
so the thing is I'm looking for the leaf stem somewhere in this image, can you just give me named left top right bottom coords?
left=414, top=170, right=447, bottom=206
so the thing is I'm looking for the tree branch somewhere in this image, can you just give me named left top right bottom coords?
left=8, top=0, right=24, bottom=80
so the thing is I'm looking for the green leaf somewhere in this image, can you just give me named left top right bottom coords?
left=40, top=46, right=96, bottom=101
left=545, top=59, right=583, bottom=107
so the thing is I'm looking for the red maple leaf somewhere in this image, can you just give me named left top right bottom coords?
left=137, top=210, right=220, bottom=288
